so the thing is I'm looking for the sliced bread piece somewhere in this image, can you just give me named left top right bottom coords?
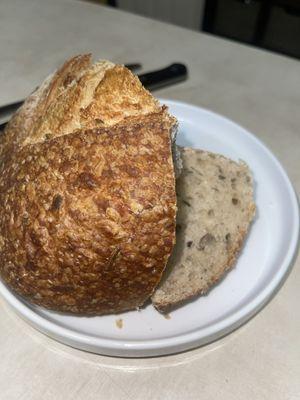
left=151, top=147, right=255, bottom=313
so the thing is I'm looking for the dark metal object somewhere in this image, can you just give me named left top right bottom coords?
left=138, top=63, right=188, bottom=91
left=124, top=63, right=142, bottom=71
left=0, top=122, right=7, bottom=131
left=0, top=101, right=23, bottom=117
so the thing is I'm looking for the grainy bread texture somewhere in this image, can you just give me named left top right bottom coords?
left=152, top=147, right=255, bottom=313
left=0, top=54, right=177, bottom=315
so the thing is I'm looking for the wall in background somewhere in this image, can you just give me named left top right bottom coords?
left=202, top=0, right=300, bottom=59
left=117, top=0, right=205, bottom=30
left=85, top=0, right=300, bottom=59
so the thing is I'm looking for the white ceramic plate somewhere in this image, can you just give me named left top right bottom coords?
left=0, top=100, right=299, bottom=357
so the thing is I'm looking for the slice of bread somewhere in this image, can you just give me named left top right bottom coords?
left=151, top=147, right=255, bottom=313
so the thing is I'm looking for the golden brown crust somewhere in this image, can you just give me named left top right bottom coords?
left=0, top=55, right=177, bottom=315
left=0, top=113, right=176, bottom=314
left=1, top=54, right=93, bottom=158
left=2, top=54, right=160, bottom=152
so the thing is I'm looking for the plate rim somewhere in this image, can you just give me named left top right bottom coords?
left=0, top=99, right=299, bottom=357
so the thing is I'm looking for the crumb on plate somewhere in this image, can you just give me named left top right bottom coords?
left=116, top=318, right=123, bottom=329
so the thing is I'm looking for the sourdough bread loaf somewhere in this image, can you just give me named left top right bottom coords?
left=152, top=147, right=255, bottom=312
left=0, top=55, right=177, bottom=315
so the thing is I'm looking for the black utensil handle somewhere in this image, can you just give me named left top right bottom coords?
left=138, top=63, right=188, bottom=91
left=124, top=63, right=142, bottom=71
left=0, top=122, right=7, bottom=131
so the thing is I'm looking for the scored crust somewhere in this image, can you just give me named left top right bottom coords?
left=2, top=54, right=162, bottom=151
left=0, top=55, right=177, bottom=314
left=151, top=147, right=255, bottom=313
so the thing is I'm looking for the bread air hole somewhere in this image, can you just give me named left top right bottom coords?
left=197, top=233, right=215, bottom=251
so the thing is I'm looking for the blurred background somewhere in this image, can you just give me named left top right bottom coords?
left=87, top=0, right=300, bottom=59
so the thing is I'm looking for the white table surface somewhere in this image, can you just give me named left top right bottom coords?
left=0, top=0, right=299, bottom=399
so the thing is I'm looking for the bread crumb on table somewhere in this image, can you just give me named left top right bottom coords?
left=163, top=314, right=171, bottom=320
left=115, top=318, right=123, bottom=329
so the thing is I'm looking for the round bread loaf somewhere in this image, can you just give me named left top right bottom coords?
left=0, top=55, right=177, bottom=314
